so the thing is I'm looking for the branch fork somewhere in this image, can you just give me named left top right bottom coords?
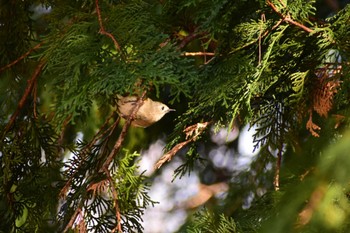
left=266, top=0, right=314, bottom=33
left=155, top=122, right=210, bottom=169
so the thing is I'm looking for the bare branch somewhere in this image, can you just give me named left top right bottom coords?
left=278, top=0, right=286, bottom=8
left=102, top=91, right=147, bottom=170
left=273, top=147, right=283, bottom=191
left=0, top=42, right=43, bottom=73
left=64, top=206, right=82, bottom=232
left=266, top=0, right=314, bottom=33
left=178, top=31, right=207, bottom=49
left=2, top=61, right=45, bottom=139
left=104, top=167, right=122, bottom=233
left=182, top=52, right=215, bottom=56
left=59, top=113, right=119, bottom=198
left=284, top=17, right=314, bottom=33
left=155, top=122, right=210, bottom=169
left=95, top=0, right=122, bottom=52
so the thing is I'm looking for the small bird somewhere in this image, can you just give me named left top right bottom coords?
left=116, top=95, right=175, bottom=128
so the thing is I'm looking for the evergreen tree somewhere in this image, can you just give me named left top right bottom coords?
left=1, top=0, right=350, bottom=232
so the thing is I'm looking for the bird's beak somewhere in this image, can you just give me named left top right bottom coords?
left=167, top=109, right=176, bottom=112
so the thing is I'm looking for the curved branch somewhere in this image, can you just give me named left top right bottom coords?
left=155, top=122, right=210, bottom=169
left=266, top=0, right=313, bottom=33
left=0, top=42, right=43, bottom=73
left=102, top=91, right=147, bottom=170
left=178, top=31, right=207, bottom=49
left=95, top=0, right=122, bottom=52
left=2, top=61, right=45, bottom=138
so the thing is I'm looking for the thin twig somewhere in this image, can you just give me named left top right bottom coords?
left=284, top=17, right=314, bottom=33
left=178, top=31, right=207, bottom=49
left=229, top=19, right=283, bottom=55
left=104, top=167, right=122, bottom=233
left=204, top=56, right=216, bottom=65
left=182, top=52, right=215, bottom=56
left=258, top=13, right=266, bottom=65
left=278, top=0, right=286, bottom=8
left=2, top=61, right=45, bottom=139
left=33, top=77, right=38, bottom=119
left=59, top=113, right=119, bottom=198
left=273, top=148, right=282, bottom=191
left=274, top=111, right=285, bottom=191
left=0, top=42, right=43, bottom=73
left=102, top=91, right=147, bottom=170
left=64, top=206, right=82, bottom=232
left=58, top=115, right=73, bottom=147
left=77, top=209, right=87, bottom=233
left=84, top=113, right=120, bottom=153
left=95, top=0, right=122, bottom=52
left=266, top=0, right=313, bottom=33
left=155, top=122, right=210, bottom=169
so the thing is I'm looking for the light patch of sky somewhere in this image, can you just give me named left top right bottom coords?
left=210, top=126, right=239, bottom=145
left=140, top=125, right=259, bottom=232
left=138, top=138, right=166, bottom=176
left=238, top=125, right=259, bottom=157
left=242, top=191, right=255, bottom=209
left=30, top=4, right=52, bottom=20
left=209, top=145, right=235, bottom=171
left=61, top=132, right=84, bottom=172
left=40, top=147, right=46, bottom=163
left=208, top=125, right=259, bottom=171
left=140, top=156, right=199, bottom=233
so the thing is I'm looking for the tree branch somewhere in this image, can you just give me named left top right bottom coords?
left=95, top=0, right=122, bottom=52
left=273, top=147, right=283, bottom=191
left=104, top=167, right=122, bottom=233
left=59, top=112, right=119, bottom=199
left=2, top=61, right=45, bottom=139
left=63, top=205, right=84, bottom=232
left=0, top=42, right=43, bottom=73
left=102, top=91, right=147, bottom=170
left=266, top=0, right=313, bottom=33
left=155, top=122, right=210, bottom=169
left=60, top=114, right=121, bottom=232
left=182, top=52, right=215, bottom=56
left=278, top=0, right=286, bottom=8
left=178, top=31, right=207, bottom=49
left=284, top=17, right=314, bottom=33
left=228, top=19, right=283, bottom=55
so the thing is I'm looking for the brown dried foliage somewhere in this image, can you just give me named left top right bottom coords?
left=306, top=66, right=342, bottom=136
left=312, top=68, right=341, bottom=118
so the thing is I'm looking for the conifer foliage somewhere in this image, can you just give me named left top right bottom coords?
left=1, top=0, right=350, bottom=232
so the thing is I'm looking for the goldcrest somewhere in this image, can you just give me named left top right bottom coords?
left=116, top=95, right=175, bottom=128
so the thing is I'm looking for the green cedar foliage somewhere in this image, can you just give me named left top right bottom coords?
left=187, top=209, right=242, bottom=233
left=1, top=0, right=350, bottom=232
left=0, top=117, right=61, bottom=232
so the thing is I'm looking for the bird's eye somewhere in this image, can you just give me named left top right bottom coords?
left=161, top=106, right=165, bottom=110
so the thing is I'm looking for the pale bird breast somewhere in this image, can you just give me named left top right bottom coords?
left=136, top=104, right=158, bottom=124
left=131, top=118, right=154, bottom=128
left=117, top=101, right=136, bottom=118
